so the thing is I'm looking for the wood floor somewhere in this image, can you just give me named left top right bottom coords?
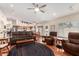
left=1, top=39, right=72, bottom=56
left=1, top=43, right=72, bottom=56
left=46, top=45, right=72, bottom=56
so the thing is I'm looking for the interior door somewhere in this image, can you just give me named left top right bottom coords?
left=38, top=26, right=43, bottom=36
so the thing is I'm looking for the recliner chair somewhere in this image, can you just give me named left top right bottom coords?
left=50, top=31, right=57, bottom=37
left=44, top=32, right=57, bottom=45
left=62, top=32, right=79, bottom=55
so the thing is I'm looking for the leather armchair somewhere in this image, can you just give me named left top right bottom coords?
left=44, top=32, right=57, bottom=45
left=50, top=31, right=57, bottom=45
left=45, top=36, right=55, bottom=45
left=50, top=31, right=57, bottom=37
left=62, top=32, right=79, bottom=56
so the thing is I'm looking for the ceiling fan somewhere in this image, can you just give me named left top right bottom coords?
left=27, top=3, right=47, bottom=13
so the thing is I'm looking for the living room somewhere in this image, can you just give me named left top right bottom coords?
left=0, top=2, right=79, bottom=56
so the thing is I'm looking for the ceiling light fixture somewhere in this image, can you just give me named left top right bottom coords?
left=53, top=13, right=56, bottom=16
left=27, top=3, right=46, bottom=13
left=34, top=7, right=40, bottom=12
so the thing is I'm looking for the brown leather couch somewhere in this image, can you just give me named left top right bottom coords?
left=62, top=32, right=79, bottom=56
left=8, top=31, right=36, bottom=45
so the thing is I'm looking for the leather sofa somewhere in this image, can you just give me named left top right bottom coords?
left=8, top=31, right=36, bottom=45
left=62, top=32, right=79, bottom=55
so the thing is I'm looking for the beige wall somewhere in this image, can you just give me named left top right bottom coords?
left=38, top=12, right=79, bottom=37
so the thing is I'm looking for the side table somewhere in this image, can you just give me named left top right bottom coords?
left=0, top=43, right=9, bottom=56
left=0, top=38, right=9, bottom=56
left=56, top=37, right=64, bottom=49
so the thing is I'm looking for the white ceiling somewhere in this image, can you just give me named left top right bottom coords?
left=0, top=3, right=79, bottom=23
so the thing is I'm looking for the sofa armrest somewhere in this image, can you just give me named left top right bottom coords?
left=62, top=40, right=69, bottom=49
left=62, top=40, right=69, bottom=44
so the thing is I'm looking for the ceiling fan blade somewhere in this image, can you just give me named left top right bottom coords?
left=32, top=3, right=36, bottom=6
left=39, top=4, right=46, bottom=8
left=40, top=10, right=45, bottom=13
left=32, top=3, right=39, bottom=7
left=27, top=8, right=34, bottom=9
left=36, top=4, right=39, bottom=7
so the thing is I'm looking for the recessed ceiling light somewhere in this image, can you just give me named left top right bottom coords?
left=10, top=4, right=14, bottom=8
left=53, top=13, right=56, bottom=16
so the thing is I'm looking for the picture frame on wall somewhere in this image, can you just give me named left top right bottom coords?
left=45, top=26, right=48, bottom=29
left=50, top=25, right=55, bottom=31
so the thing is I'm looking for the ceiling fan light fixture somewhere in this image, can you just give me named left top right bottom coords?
left=27, top=3, right=46, bottom=13
left=34, top=7, right=40, bottom=12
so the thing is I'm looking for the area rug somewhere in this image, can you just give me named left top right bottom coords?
left=8, top=42, right=54, bottom=56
